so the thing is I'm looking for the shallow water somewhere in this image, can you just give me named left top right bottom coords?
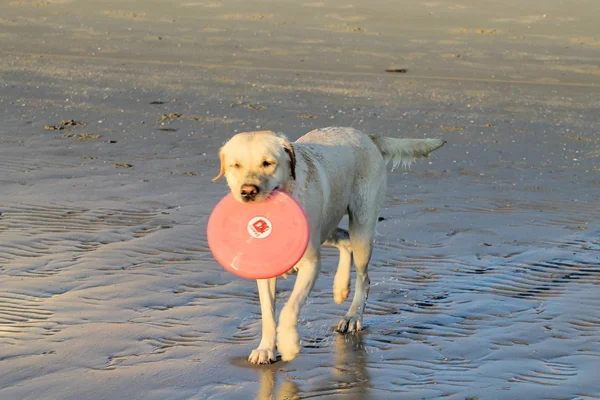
left=0, top=1, right=599, bottom=399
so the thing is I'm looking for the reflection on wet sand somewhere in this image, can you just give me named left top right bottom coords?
left=256, top=364, right=299, bottom=400
left=256, top=333, right=370, bottom=399
left=332, top=333, right=370, bottom=396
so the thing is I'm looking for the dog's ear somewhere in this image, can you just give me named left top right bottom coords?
left=283, top=141, right=296, bottom=180
left=212, top=150, right=226, bottom=182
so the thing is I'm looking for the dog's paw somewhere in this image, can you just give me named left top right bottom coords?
left=277, top=327, right=301, bottom=361
left=333, top=284, right=350, bottom=304
left=336, top=314, right=363, bottom=333
left=248, top=347, right=276, bottom=364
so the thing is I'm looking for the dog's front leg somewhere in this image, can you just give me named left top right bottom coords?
left=248, top=277, right=277, bottom=364
left=277, top=254, right=321, bottom=361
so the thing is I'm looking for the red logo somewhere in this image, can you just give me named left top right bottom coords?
left=247, top=216, right=273, bottom=239
left=252, top=219, right=270, bottom=234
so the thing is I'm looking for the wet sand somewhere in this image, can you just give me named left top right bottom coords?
left=0, top=0, right=599, bottom=399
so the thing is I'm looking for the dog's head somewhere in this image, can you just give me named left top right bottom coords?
left=212, top=131, right=296, bottom=203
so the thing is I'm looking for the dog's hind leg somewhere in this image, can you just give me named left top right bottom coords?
left=337, top=184, right=385, bottom=333
left=324, top=228, right=353, bottom=304
left=336, top=231, right=373, bottom=333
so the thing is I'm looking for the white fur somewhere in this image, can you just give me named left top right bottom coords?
left=214, top=127, right=445, bottom=364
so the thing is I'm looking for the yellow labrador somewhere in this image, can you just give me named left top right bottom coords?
left=213, top=127, right=445, bottom=364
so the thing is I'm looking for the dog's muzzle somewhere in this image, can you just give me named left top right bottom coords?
left=241, top=184, right=259, bottom=202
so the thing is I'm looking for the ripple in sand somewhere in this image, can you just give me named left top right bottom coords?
left=0, top=204, right=159, bottom=234
left=0, top=292, right=56, bottom=344
left=478, top=259, right=600, bottom=300
left=511, top=360, right=578, bottom=386
left=0, top=157, right=82, bottom=174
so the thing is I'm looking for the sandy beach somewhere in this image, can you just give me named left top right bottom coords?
left=1, top=0, right=599, bottom=399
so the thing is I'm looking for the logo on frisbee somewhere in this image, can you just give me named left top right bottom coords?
left=247, top=216, right=272, bottom=239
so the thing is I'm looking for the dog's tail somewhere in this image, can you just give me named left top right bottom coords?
left=369, top=135, right=446, bottom=170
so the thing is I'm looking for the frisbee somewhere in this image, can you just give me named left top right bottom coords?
left=207, top=190, right=310, bottom=279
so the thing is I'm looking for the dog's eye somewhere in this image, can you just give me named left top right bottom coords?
left=231, top=163, right=240, bottom=168
left=262, top=161, right=272, bottom=168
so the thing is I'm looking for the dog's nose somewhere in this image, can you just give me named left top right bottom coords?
left=241, top=184, right=259, bottom=200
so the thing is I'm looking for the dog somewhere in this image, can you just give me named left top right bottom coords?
left=212, top=127, right=445, bottom=364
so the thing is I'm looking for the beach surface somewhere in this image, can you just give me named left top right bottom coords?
left=0, top=0, right=599, bottom=399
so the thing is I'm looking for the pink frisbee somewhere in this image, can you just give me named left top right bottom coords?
left=207, top=190, right=310, bottom=279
